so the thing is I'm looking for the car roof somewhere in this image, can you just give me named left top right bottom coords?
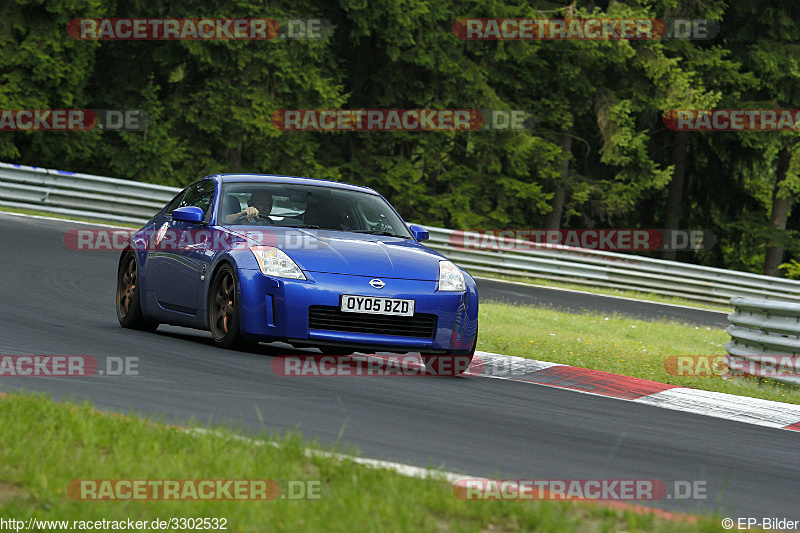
left=208, top=174, right=380, bottom=195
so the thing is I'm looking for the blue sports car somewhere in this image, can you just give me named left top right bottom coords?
left=116, top=174, right=479, bottom=375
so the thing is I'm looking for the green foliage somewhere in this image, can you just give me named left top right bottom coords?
left=779, top=259, right=800, bottom=280
left=3, top=0, right=800, bottom=275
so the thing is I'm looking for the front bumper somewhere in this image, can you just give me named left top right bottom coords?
left=236, top=269, right=478, bottom=351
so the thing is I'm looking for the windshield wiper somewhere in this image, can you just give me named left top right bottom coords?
left=351, top=229, right=411, bottom=239
left=279, top=224, right=320, bottom=229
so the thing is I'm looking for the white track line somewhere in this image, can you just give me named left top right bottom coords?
left=634, top=388, right=800, bottom=430
left=470, top=351, right=800, bottom=432
left=0, top=209, right=132, bottom=229
left=187, top=428, right=464, bottom=482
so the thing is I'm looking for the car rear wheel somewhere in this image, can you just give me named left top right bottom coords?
left=209, top=264, right=257, bottom=350
left=116, top=253, right=158, bottom=332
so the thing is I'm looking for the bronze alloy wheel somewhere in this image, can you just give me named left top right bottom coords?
left=211, top=268, right=236, bottom=340
left=209, top=264, right=256, bottom=349
left=116, top=252, right=158, bottom=331
left=117, top=254, right=137, bottom=319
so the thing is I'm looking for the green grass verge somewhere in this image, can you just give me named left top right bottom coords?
left=0, top=393, right=722, bottom=532
left=476, top=274, right=731, bottom=313
left=479, top=301, right=800, bottom=405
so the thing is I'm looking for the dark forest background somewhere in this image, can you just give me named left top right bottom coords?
left=3, top=0, right=800, bottom=276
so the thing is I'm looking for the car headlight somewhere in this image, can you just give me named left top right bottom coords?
left=251, top=246, right=306, bottom=280
left=438, top=260, right=465, bottom=292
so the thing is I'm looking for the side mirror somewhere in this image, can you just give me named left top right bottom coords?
left=408, top=224, right=429, bottom=242
left=172, top=206, right=204, bottom=223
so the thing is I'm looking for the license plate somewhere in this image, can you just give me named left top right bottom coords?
left=340, top=295, right=415, bottom=316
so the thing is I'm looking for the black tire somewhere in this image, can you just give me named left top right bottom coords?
left=116, top=252, right=158, bottom=332
left=421, top=327, right=477, bottom=376
left=421, top=353, right=474, bottom=376
left=209, top=264, right=257, bottom=350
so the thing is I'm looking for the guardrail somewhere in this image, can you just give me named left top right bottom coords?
left=0, top=162, right=178, bottom=224
left=3, top=161, right=800, bottom=305
left=423, top=229, right=800, bottom=305
left=725, top=297, right=800, bottom=385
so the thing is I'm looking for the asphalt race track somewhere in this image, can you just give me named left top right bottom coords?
left=1, top=212, right=796, bottom=521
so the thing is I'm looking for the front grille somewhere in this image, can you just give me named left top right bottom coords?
left=308, top=306, right=437, bottom=339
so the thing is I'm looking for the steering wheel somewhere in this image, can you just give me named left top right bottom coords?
left=235, top=213, right=272, bottom=224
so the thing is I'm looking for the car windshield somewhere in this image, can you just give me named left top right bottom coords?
left=220, top=182, right=413, bottom=238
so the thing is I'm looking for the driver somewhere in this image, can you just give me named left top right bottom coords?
left=225, top=190, right=273, bottom=223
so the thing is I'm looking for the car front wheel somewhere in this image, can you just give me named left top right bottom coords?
left=421, top=353, right=474, bottom=376
left=209, top=264, right=257, bottom=350
left=421, top=329, right=476, bottom=376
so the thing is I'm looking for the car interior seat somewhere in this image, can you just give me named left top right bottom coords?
left=223, top=194, right=241, bottom=222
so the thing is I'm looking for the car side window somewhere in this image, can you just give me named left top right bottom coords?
left=178, top=180, right=215, bottom=222
left=162, top=191, right=184, bottom=216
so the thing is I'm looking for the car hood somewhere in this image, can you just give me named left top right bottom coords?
left=233, top=227, right=445, bottom=280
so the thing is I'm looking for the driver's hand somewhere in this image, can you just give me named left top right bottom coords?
left=241, top=206, right=259, bottom=221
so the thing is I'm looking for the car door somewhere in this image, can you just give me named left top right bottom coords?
left=147, top=179, right=216, bottom=316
